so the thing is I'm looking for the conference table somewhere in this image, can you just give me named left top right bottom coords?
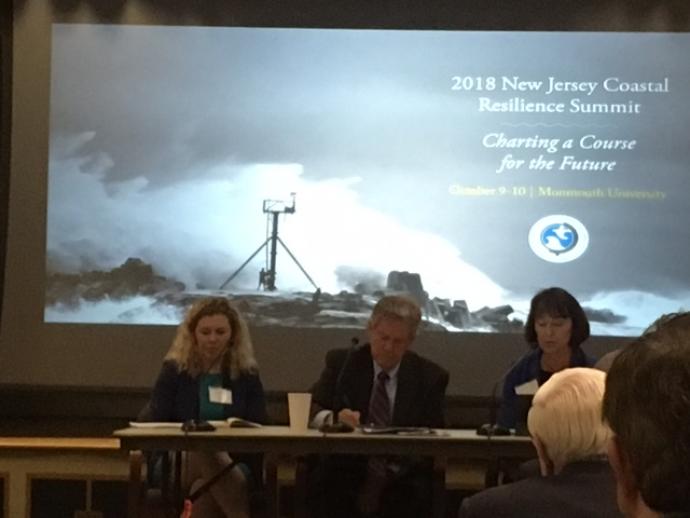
left=115, top=425, right=534, bottom=518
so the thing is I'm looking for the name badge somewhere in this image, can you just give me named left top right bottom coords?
left=209, top=386, right=233, bottom=405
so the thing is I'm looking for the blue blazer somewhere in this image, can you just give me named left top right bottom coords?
left=497, top=346, right=594, bottom=429
left=146, top=360, right=268, bottom=486
left=148, top=360, right=268, bottom=424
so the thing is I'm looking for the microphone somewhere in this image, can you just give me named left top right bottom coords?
left=334, top=336, right=359, bottom=411
left=319, top=336, right=359, bottom=433
left=476, top=360, right=517, bottom=437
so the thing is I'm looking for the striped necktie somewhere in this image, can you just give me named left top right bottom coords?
left=368, top=371, right=391, bottom=426
left=359, top=370, right=392, bottom=515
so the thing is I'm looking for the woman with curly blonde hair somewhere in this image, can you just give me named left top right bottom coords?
left=165, top=297, right=259, bottom=379
left=149, top=297, right=267, bottom=518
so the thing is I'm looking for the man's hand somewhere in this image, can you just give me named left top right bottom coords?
left=338, top=408, right=361, bottom=427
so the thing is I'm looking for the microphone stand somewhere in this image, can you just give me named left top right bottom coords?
left=477, top=361, right=515, bottom=438
left=320, top=337, right=359, bottom=433
left=478, top=359, right=521, bottom=487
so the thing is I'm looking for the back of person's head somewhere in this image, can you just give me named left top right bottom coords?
left=603, top=312, right=690, bottom=515
left=524, top=287, right=590, bottom=348
left=368, top=294, right=422, bottom=336
left=528, top=367, right=610, bottom=472
left=593, top=349, right=621, bottom=373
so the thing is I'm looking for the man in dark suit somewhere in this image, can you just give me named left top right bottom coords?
left=459, top=368, right=621, bottom=518
left=309, top=294, right=449, bottom=518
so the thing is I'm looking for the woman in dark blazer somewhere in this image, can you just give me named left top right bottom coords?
left=496, top=287, right=595, bottom=431
left=149, top=297, right=267, bottom=518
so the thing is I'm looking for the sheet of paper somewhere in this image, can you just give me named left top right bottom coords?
left=128, top=421, right=181, bottom=428
left=360, top=426, right=433, bottom=435
left=515, top=379, right=539, bottom=395
left=226, top=418, right=262, bottom=428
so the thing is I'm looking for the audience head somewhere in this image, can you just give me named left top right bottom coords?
left=593, top=348, right=621, bottom=373
left=603, top=312, right=690, bottom=517
left=527, top=367, right=610, bottom=475
left=367, top=294, right=422, bottom=371
left=166, top=297, right=257, bottom=378
left=524, top=287, right=590, bottom=352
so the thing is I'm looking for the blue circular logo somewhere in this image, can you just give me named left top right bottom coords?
left=529, top=215, right=589, bottom=263
left=540, top=222, right=578, bottom=255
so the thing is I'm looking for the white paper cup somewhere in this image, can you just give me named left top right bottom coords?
left=287, top=392, right=312, bottom=431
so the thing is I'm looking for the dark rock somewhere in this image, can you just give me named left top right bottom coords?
left=584, top=307, right=626, bottom=324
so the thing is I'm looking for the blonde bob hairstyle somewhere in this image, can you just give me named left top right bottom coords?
left=165, top=297, right=258, bottom=379
left=527, top=367, right=611, bottom=472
